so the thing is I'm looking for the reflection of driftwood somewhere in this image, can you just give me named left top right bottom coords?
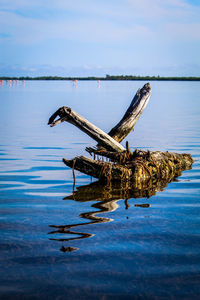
left=48, top=82, right=193, bottom=183
left=64, top=171, right=182, bottom=202
left=48, top=171, right=182, bottom=252
left=48, top=185, right=116, bottom=251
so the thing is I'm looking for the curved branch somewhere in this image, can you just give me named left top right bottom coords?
left=108, top=82, right=151, bottom=142
left=48, top=106, right=125, bottom=152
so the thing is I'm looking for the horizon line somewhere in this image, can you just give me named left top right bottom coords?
left=0, top=75, right=200, bottom=81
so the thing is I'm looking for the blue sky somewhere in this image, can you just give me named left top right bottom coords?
left=0, top=0, right=200, bottom=76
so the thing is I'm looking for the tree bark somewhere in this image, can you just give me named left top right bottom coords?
left=48, top=106, right=125, bottom=152
left=108, top=82, right=151, bottom=142
left=48, top=83, right=151, bottom=152
left=63, top=156, right=131, bottom=181
left=62, top=151, right=193, bottom=184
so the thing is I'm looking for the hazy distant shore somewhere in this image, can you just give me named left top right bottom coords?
left=1, top=75, right=200, bottom=81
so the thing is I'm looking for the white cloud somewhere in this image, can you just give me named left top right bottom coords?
left=165, top=22, right=200, bottom=40
left=127, top=0, right=200, bottom=20
left=1, top=0, right=200, bottom=45
left=0, top=8, right=153, bottom=45
left=0, top=0, right=41, bottom=10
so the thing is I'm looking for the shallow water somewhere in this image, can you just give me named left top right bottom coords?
left=0, top=80, right=200, bottom=299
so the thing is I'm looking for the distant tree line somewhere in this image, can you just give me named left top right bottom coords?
left=0, top=75, right=200, bottom=81
left=104, top=75, right=200, bottom=81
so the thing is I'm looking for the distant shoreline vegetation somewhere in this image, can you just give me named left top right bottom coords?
left=0, top=75, right=200, bottom=81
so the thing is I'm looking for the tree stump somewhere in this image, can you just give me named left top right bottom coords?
left=48, top=83, right=193, bottom=185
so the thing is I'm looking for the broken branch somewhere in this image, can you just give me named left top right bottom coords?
left=48, top=106, right=125, bottom=152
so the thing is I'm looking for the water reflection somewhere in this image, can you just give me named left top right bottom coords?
left=48, top=173, right=182, bottom=252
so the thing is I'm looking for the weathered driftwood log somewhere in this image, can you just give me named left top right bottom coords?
left=48, top=83, right=151, bottom=152
left=63, top=150, right=193, bottom=184
left=48, top=106, right=125, bottom=152
left=48, top=83, right=193, bottom=183
left=108, top=82, right=151, bottom=142
left=88, top=82, right=151, bottom=152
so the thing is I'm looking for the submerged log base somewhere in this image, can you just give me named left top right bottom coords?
left=63, top=150, right=193, bottom=185
left=63, top=156, right=132, bottom=183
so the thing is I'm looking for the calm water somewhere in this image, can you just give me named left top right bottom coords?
left=0, top=80, right=200, bottom=299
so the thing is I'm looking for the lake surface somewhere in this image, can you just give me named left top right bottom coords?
left=0, top=80, right=200, bottom=299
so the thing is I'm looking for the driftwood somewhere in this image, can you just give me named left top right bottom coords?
left=48, top=83, right=194, bottom=252
left=62, top=150, right=192, bottom=184
left=48, top=83, right=193, bottom=184
left=48, top=106, right=125, bottom=152
left=108, top=82, right=151, bottom=142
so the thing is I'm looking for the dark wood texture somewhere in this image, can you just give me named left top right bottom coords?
left=63, top=151, right=193, bottom=184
